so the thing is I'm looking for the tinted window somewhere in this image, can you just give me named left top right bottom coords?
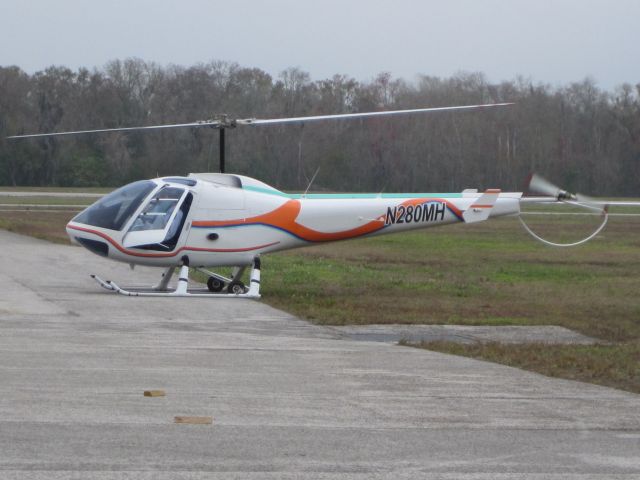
left=73, top=180, right=156, bottom=231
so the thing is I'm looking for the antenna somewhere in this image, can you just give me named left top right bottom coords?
left=303, top=167, right=321, bottom=197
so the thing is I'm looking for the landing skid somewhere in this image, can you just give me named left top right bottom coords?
left=91, top=258, right=261, bottom=298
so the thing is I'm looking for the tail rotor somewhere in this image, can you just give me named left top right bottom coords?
left=528, top=173, right=576, bottom=201
left=521, top=173, right=609, bottom=247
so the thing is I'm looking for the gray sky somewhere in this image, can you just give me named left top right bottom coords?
left=0, top=0, right=638, bottom=90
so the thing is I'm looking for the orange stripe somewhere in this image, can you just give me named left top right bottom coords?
left=193, top=199, right=385, bottom=242
left=193, top=197, right=464, bottom=241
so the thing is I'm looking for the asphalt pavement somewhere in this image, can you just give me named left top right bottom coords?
left=0, top=229, right=638, bottom=479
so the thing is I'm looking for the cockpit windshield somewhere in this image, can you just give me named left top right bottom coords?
left=73, top=180, right=156, bottom=231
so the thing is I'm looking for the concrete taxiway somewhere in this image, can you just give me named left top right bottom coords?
left=0, top=229, right=638, bottom=478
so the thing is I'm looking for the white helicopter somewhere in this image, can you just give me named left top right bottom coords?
left=7, top=103, right=628, bottom=298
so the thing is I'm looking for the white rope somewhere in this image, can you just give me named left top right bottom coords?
left=518, top=205, right=609, bottom=247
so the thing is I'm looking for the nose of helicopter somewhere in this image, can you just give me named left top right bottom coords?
left=66, top=221, right=81, bottom=245
left=66, top=220, right=111, bottom=257
left=64, top=179, right=159, bottom=258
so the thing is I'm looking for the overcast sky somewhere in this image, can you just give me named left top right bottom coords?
left=0, top=0, right=638, bottom=90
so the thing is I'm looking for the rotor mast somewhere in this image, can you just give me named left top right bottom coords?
left=206, top=114, right=237, bottom=174
left=219, top=128, right=225, bottom=174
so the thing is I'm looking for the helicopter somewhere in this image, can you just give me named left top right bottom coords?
left=7, top=103, right=629, bottom=298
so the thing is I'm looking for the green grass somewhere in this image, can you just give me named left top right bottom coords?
left=0, top=211, right=74, bottom=243
left=0, top=186, right=112, bottom=193
left=0, top=196, right=95, bottom=206
left=260, top=215, right=640, bottom=342
left=401, top=340, right=640, bottom=394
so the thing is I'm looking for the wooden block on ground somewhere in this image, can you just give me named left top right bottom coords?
left=143, top=390, right=166, bottom=397
left=174, top=416, right=213, bottom=425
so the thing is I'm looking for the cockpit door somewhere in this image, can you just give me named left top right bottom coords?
left=123, top=186, right=191, bottom=250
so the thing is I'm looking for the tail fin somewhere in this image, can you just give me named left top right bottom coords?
left=462, top=189, right=501, bottom=223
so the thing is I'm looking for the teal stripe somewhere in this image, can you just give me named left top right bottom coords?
left=242, top=185, right=291, bottom=197
left=243, top=185, right=463, bottom=199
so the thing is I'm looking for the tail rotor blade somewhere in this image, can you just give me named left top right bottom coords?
left=575, top=192, right=596, bottom=204
left=575, top=192, right=607, bottom=212
left=528, top=173, right=579, bottom=201
left=528, top=174, right=561, bottom=197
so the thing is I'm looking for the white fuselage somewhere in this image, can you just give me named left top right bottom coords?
left=66, top=174, right=522, bottom=268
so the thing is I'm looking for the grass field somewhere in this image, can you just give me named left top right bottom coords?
left=0, top=211, right=74, bottom=243
left=0, top=188, right=103, bottom=208
left=262, top=211, right=640, bottom=339
left=1, top=193, right=639, bottom=393
left=0, top=196, right=97, bottom=206
left=399, top=340, right=640, bottom=393
left=0, top=186, right=111, bottom=194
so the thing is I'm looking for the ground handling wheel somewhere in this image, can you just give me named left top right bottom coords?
left=227, top=280, right=246, bottom=295
left=207, top=276, right=225, bottom=292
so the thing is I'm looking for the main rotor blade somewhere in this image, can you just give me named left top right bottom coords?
left=6, top=103, right=513, bottom=139
left=575, top=192, right=601, bottom=206
left=238, top=102, right=514, bottom=126
left=6, top=120, right=223, bottom=139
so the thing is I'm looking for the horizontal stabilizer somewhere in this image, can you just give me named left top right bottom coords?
left=462, top=189, right=501, bottom=223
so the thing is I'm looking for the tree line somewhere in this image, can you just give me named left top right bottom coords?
left=0, top=58, right=638, bottom=195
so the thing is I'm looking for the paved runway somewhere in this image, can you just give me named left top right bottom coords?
left=0, top=229, right=638, bottom=478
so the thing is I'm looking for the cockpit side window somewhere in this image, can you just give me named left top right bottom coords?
left=73, top=180, right=156, bottom=231
left=164, top=192, right=192, bottom=247
left=133, top=192, right=193, bottom=252
left=129, top=187, right=185, bottom=232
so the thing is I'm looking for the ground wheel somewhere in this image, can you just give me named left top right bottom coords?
left=207, top=276, right=225, bottom=292
left=227, top=280, right=246, bottom=295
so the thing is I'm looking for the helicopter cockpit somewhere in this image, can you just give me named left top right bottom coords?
left=70, top=178, right=196, bottom=254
